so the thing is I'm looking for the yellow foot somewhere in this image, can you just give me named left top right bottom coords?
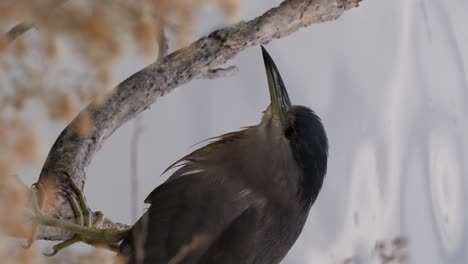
left=25, top=173, right=129, bottom=256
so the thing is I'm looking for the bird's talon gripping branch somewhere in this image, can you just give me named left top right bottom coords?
left=44, top=175, right=124, bottom=255
left=24, top=175, right=129, bottom=255
left=63, top=173, right=93, bottom=227
left=64, top=189, right=84, bottom=226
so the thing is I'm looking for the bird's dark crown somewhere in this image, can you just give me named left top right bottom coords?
left=284, top=105, right=328, bottom=206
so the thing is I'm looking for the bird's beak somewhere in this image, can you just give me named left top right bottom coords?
left=261, top=46, right=291, bottom=128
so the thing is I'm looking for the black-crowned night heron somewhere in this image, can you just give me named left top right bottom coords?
left=29, top=46, right=328, bottom=264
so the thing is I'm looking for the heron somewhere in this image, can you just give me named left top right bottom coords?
left=29, top=46, right=328, bottom=264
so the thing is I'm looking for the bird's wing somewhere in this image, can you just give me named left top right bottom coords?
left=160, top=129, right=249, bottom=177
left=121, top=171, right=264, bottom=264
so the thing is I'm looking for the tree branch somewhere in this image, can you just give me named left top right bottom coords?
left=33, top=0, right=362, bottom=241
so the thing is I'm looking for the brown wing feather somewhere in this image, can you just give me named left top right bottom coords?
left=123, top=172, right=263, bottom=264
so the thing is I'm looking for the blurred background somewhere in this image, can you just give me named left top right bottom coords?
left=1, top=0, right=468, bottom=263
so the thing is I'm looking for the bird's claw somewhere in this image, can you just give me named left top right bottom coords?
left=25, top=174, right=121, bottom=256
left=44, top=212, right=106, bottom=256
left=43, top=235, right=81, bottom=256
left=44, top=174, right=102, bottom=255
left=43, top=249, right=59, bottom=257
left=62, top=174, right=94, bottom=227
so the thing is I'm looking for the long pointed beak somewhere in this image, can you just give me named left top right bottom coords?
left=261, top=46, right=291, bottom=127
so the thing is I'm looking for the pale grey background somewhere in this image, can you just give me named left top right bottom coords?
left=18, top=0, right=468, bottom=263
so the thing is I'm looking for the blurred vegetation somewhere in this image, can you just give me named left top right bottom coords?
left=0, top=0, right=241, bottom=263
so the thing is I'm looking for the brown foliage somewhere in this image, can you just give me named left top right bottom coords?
left=0, top=0, right=243, bottom=135
left=0, top=0, right=242, bottom=262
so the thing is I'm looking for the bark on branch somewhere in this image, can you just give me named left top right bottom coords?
left=34, top=0, right=362, bottom=241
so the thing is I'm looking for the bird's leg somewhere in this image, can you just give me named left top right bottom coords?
left=41, top=181, right=100, bottom=256
left=25, top=175, right=129, bottom=256
left=43, top=236, right=81, bottom=257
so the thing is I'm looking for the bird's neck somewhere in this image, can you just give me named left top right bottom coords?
left=289, top=138, right=328, bottom=208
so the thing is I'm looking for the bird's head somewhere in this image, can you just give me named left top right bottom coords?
left=261, top=46, right=328, bottom=204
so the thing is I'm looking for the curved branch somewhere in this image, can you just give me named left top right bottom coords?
left=35, top=0, right=362, bottom=240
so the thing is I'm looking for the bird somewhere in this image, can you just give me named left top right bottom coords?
left=118, top=46, right=329, bottom=264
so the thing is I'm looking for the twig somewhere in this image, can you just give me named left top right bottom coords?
left=5, top=23, right=34, bottom=42
left=157, top=27, right=169, bottom=61
left=4, top=0, right=68, bottom=43
left=200, top=66, right=239, bottom=79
